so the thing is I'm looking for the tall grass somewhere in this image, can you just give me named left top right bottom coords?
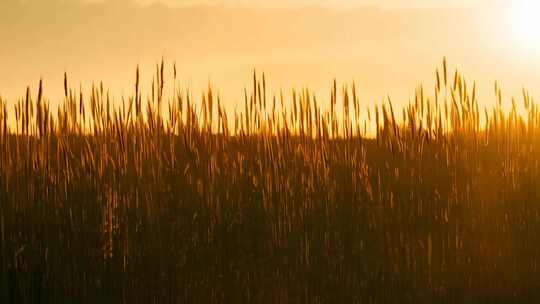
left=2, top=59, right=540, bottom=303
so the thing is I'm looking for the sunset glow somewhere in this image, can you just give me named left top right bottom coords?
left=515, top=0, right=540, bottom=50
left=0, top=1, right=539, bottom=108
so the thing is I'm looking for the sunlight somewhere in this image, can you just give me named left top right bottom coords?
left=515, top=0, right=540, bottom=51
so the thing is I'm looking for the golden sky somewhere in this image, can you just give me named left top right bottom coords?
left=137, top=0, right=483, bottom=8
left=1, top=0, right=539, bottom=111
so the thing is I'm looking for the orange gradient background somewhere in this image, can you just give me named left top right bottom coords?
left=1, top=0, right=538, bottom=111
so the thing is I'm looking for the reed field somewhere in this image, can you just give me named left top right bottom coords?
left=2, top=59, right=540, bottom=303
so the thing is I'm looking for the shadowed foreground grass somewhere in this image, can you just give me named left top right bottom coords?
left=2, top=60, right=540, bottom=303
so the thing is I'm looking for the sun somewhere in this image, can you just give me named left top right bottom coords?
left=515, top=0, right=540, bottom=50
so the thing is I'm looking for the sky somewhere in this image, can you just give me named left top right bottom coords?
left=1, top=0, right=539, bottom=112
left=138, top=0, right=482, bottom=8
left=88, top=0, right=482, bottom=8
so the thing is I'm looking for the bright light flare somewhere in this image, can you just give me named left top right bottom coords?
left=515, top=1, right=540, bottom=51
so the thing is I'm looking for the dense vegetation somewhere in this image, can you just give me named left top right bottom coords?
left=2, top=60, right=540, bottom=303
